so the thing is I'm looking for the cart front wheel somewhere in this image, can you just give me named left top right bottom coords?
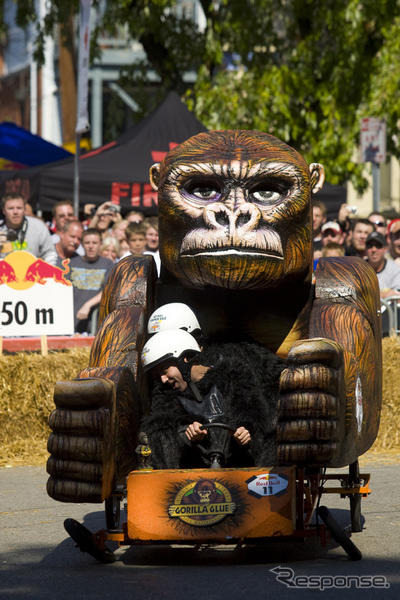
left=64, top=518, right=116, bottom=564
left=350, top=494, right=362, bottom=533
left=317, top=506, right=362, bottom=561
left=349, top=460, right=363, bottom=532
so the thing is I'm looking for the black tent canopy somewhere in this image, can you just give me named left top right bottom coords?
left=39, top=91, right=207, bottom=215
left=0, top=92, right=207, bottom=215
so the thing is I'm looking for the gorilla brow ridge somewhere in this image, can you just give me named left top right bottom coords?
left=160, top=130, right=309, bottom=180
left=165, top=160, right=304, bottom=188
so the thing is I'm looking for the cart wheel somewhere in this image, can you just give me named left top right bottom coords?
left=350, top=494, right=362, bottom=532
left=64, top=518, right=116, bottom=564
left=349, top=460, right=362, bottom=532
left=105, top=494, right=121, bottom=531
left=317, top=506, right=362, bottom=561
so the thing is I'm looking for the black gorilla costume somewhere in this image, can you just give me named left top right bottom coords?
left=141, top=342, right=286, bottom=469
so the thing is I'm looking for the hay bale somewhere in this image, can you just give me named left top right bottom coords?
left=1, top=338, right=400, bottom=467
left=368, top=336, right=400, bottom=453
left=0, top=348, right=90, bottom=466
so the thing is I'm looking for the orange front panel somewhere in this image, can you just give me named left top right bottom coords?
left=127, top=467, right=295, bottom=542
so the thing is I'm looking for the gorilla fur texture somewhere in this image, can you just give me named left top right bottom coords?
left=142, top=342, right=286, bottom=468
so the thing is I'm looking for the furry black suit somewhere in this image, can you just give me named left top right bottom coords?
left=141, top=342, right=286, bottom=469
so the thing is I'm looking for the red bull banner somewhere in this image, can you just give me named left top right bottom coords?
left=0, top=251, right=74, bottom=337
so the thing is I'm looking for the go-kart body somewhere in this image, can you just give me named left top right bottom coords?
left=63, top=459, right=371, bottom=563
left=50, top=252, right=377, bottom=562
left=49, top=130, right=381, bottom=563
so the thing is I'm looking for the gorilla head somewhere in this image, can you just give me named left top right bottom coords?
left=150, top=130, right=324, bottom=290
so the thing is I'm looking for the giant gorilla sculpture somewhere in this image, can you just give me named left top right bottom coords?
left=152, top=130, right=321, bottom=291
left=47, top=131, right=381, bottom=503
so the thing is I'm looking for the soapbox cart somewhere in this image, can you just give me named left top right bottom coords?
left=47, top=252, right=379, bottom=564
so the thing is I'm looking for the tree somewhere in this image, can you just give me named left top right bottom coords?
left=187, top=0, right=400, bottom=192
left=6, top=0, right=400, bottom=191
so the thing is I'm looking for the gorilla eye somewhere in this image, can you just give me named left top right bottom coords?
left=249, top=179, right=290, bottom=205
left=182, top=178, right=222, bottom=203
left=251, top=190, right=281, bottom=203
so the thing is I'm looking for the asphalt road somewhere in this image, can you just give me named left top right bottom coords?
left=0, top=460, right=399, bottom=600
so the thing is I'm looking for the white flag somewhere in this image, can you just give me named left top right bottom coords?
left=76, top=0, right=91, bottom=133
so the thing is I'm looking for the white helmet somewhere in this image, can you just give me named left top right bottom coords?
left=141, top=328, right=201, bottom=372
left=147, top=303, right=201, bottom=335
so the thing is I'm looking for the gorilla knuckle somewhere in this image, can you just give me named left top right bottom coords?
left=279, top=365, right=340, bottom=396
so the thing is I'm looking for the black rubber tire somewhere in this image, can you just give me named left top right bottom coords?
left=64, top=518, right=116, bottom=564
left=317, top=506, right=362, bottom=561
left=348, top=460, right=363, bottom=532
left=350, top=494, right=362, bottom=532
left=105, top=495, right=121, bottom=531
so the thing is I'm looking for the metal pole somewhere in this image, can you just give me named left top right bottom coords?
left=372, top=162, right=380, bottom=213
left=74, top=132, right=81, bottom=217
left=91, top=69, right=103, bottom=148
left=29, top=38, right=37, bottom=134
left=74, top=0, right=91, bottom=218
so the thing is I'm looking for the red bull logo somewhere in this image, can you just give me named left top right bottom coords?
left=0, top=260, right=17, bottom=284
left=24, top=258, right=71, bottom=286
left=0, top=252, right=71, bottom=289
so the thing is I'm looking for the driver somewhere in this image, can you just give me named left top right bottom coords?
left=140, top=328, right=286, bottom=469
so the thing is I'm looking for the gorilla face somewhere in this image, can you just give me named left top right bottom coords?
left=150, top=130, right=324, bottom=290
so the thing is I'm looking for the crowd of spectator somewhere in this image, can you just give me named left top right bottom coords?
left=312, top=201, right=400, bottom=334
left=0, top=194, right=159, bottom=335
left=2, top=191, right=400, bottom=337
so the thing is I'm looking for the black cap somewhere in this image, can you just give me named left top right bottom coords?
left=366, top=231, right=386, bottom=247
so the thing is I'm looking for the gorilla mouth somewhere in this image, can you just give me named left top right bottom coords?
left=180, top=227, right=284, bottom=260
left=181, top=248, right=283, bottom=259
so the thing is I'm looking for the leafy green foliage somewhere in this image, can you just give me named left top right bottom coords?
left=188, top=0, right=400, bottom=192
left=5, top=0, right=400, bottom=191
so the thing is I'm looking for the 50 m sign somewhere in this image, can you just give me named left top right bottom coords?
left=1, top=301, right=55, bottom=327
left=0, top=251, right=74, bottom=337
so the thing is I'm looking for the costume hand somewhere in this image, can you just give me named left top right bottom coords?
left=233, top=427, right=251, bottom=446
left=278, top=338, right=343, bottom=464
left=185, top=421, right=207, bottom=442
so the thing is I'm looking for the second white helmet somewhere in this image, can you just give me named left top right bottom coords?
left=141, top=328, right=201, bottom=372
left=147, top=303, right=201, bottom=335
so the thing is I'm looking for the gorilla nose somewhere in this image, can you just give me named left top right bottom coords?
left=234, top=204, right=260, bottom=232
left=204, top=202, right=260, bottom=232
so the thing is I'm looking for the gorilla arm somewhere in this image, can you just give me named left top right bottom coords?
left=278, top=256, right=382, bottom=467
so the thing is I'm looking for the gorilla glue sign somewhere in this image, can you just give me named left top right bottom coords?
left=0, top=251, right=74, bottom=336
left=168, top=479, right=236, bottom=527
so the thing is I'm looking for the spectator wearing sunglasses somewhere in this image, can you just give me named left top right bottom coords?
left=366, top=231, right=400, bottom=297
left=368, top=212, right=387, bottom=237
